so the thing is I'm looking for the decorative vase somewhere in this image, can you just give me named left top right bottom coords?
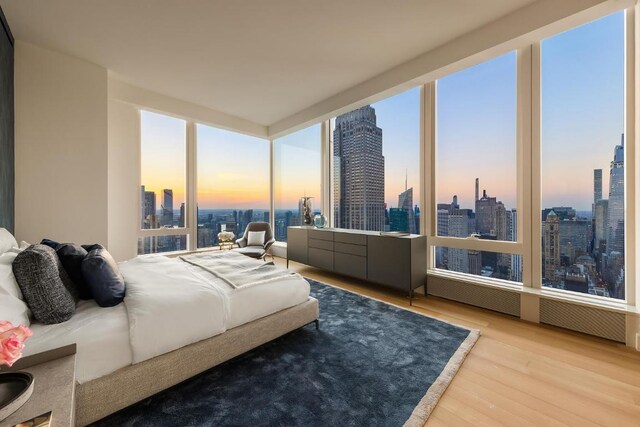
left=314, top=214, right=328, bottom=229
left=299, top=197, right=314, bottom=226
left=0, top=372, right=34, bottom=422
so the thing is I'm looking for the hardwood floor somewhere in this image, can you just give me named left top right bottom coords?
left=274, top=257, right=640, bottom=427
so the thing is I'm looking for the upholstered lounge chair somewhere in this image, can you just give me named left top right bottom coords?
left=234, top=222, right=275, bottom=260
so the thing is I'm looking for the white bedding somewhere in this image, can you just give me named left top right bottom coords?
left=24, top=300, right=132, bottom=384
left=25, top=252, right=311, bottom=382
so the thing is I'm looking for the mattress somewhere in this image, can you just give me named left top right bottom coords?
left=24, top=300, right=132, bottom=384
left=183, top=260, right=311, bottom=330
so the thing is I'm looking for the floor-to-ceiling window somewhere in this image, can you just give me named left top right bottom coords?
left=331, top=87, right=421, bottom=233
left=273, top=124, right=322, bottom=242
left=196, top=124, right=270, bottom=248
left=138, top=111, right=188, bottom=254
left=540, top=12, right=625, bottom=300
left=434, top=52, right=522, bottom=282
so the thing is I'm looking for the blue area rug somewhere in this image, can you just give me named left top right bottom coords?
left=92, top=279, right=478, bottom=427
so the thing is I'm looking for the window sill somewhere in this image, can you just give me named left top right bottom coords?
left=427, top=269, right=640, bottom=316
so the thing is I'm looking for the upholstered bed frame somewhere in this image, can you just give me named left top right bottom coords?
left=75, top=297, right=319, bottom=426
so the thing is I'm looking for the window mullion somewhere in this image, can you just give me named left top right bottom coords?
left=186, top=121, right=197, bottom=251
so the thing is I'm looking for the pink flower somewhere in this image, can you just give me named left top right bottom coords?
left=0, top=321, right=32, bottom=367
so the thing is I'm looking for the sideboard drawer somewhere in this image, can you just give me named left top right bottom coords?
left=334, top=242, right=366, bottom=256
left=334, top=232, right=367, bottom=245
left=309, top=238, right=333, bottom=251
left=308, top=248, right=334, bottom=270
left=309, top=229, right=334, bottom=241
left=334, top=253, right=367, bottom=280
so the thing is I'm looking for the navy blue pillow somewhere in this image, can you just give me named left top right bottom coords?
left=41, top=238, right=61, bottom=250
left=81, top=248, right=125, bottom=307
left=56, top=243, right=92, bottom=300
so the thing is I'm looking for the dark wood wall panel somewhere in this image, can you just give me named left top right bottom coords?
left=0, top=6, right=13, bottom=233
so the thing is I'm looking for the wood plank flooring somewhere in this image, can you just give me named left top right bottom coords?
left=274, top=257, right=640, bottom=427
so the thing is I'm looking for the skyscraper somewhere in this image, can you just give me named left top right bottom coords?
left=593, top=169, right=602, bottom=203
left=397, top=187, right=415, bottom=233
left=475, top=178, right=479, bottom=201
left=543, top=210, right=560, bottom=281
left=162, top=189, right=173, bottom=227
left=606, top=134, right=624, bottom=255
left=333, top=106, right=385, bottom=231
left=142, top=188, right=157, bottom=229
left=475, top=189, right=498, bottom=236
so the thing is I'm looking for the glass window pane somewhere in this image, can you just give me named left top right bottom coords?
left=138, top=235, right=188, bottom=255
left=435, top=246, right=522, bottom=282
left=196, top=124, right=270, bottom=249
left=274, top=124, right=322, bottom=242
left=436, top=52, right=517, bottom=241
left=541, top=12, right=625, bottom=299
left=140, top=111, right=186, bottom=230
left=332, top=87, right=421, bottom=233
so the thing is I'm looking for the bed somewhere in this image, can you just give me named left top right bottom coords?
left=21, top=251, right=319, bottom=426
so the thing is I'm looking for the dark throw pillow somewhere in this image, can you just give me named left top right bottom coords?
left=81, top=243, right=105, bottom=252
left=56, top=243, right=92, bottom=300
left=40, top=238, right=61, bottom=250
left=12, top=244, right=76, bottom=324
left=82, top=248, right=125, bottom=307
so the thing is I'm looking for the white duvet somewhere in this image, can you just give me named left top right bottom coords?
left=26, top=252, right=311, bottom=381
left=119, top=253, right=310, bottom=364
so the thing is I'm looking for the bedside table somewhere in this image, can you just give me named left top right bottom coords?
left=3, top=344, right=76, bottom=426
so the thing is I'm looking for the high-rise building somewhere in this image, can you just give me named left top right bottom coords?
left=448, top=209, right=474, bottom=273
left=606, top=134, right=624, bottom=255
left=558, top=219, right=591, bottom=263
left=475, top=189, right=498, bottom=236
left=593, top=169, right=602, bottom=203
left=594, top=199, right=608, bottom=252
left=389, top=208, right=408, bottom=232
left=543, top=210, right=560, bottom=281
left=510, top=209, right=522, bottom=281
left=179, top=203, right=185, bottom=227
left=142, top=189, right=157, bottom=229
left=162, top=189, right=173, bottom=227
left=397, top=187, right=415, bottom=233
left=333, top=106, right=385, bottom=231
left=475, top=178, right=479, bottom=201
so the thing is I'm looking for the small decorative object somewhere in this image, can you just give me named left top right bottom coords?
left=0, top=321, right=33, bottom=423
left=299, top=197, right=313, bottom=226
left=217, top=231, right=235, bottom=251
left=313, top=214, right=328, bottom=229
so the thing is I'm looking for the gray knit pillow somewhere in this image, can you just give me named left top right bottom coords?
left=12, top=244, right=76, bottom=324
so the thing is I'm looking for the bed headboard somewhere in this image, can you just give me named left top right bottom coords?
left=0, top=4, right=14, bottom=233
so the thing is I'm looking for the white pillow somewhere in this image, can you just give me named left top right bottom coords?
left=247, top=231, right=266, bottom=247
left=0, top=228, right=18, bottom=255
left=0, top=252, right=31, bottom=326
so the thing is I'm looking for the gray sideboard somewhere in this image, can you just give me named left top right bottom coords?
left=287, top=227, right=426, bottom=302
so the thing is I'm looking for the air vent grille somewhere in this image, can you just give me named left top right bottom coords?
left=427, top=276, right=520, bottom=317
left=539, top=299, right=626, bottom=343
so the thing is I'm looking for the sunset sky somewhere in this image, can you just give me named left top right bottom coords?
left=141, top=12, right=622, bottom=214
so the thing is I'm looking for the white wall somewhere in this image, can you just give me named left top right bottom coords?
left=107, top=99, right=139, bottom=261
left=14, top=41, right=109, bottom=245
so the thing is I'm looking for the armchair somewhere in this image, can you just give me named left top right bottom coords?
left=233, top=222, right=275, bottom=261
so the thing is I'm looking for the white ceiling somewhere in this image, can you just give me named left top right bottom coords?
left=1, top=0, right=537, bottom=126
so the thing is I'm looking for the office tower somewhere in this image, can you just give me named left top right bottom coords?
left=593, top=169, right=602, bottom=203
left=594, top=199, right=608, bottom=252
left=414, top=205, right=420, bottom=235
left=559, top=219, right=591, bottom=263
left=495, top=203, right=511, bottom=273
left=542, top=207, right=576, bottom=221
left=397, top=187, right=415, bottom=233
left=475, top=189, right=498, bottom=236
left=161, top=189, right=173, bottom=227
left=468, top=250, right=481, bottom=275
left=606, top=134, right=624, bottom=255
left=475, top=178, right=479, bottom=201
left=179, top=203, right=185, bottom=227
left=333, top=106, right=385, bottom=231
left=448, top=209, right=474, bottom=273
left=143, top=190, right=157, bottom=229
left=543, top=210, right=560, bottom=281
left=389, top=208, right=408, bottom=232
left=263, top=211, right=269, bottom=223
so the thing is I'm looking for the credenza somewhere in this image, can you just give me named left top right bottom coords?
left=287, top=226, right=426, bottom=302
